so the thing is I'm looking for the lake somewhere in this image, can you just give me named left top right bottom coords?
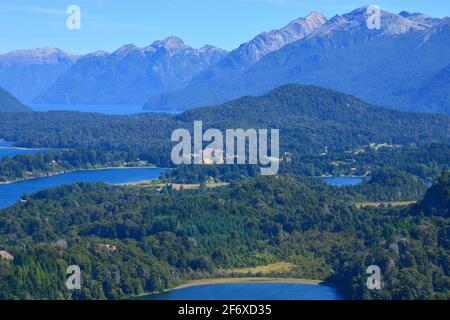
left=0, top=140, right=57, bottom=159
left=0, top=167, right=166, bottom=209
left=140, top=282, right=343, bottom=300
left=29, top=103, right=181, bottom=115
left=321, top=176, right=365, bottom=186
left=0, top=146, right=54, bottom=159
left=0, top=140, right=13, bottom=147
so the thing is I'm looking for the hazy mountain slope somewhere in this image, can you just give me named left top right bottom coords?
left=235, top=14, right=449, bottom=112
left=0, top=86, right=31, bottom=112
left=412, top=63, right=450, bottom=113
left=144, top=12, right=327, bottom=110
left=226, top=12, right=327, bottom=67
left=399, top=11, right=441, bottom=26
left=145, top=8, right=450, bottom=114
left=34, top=37, right=227, bottom=105
left=0, top=48, right=80, bottom=102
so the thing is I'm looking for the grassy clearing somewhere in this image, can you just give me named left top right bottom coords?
left=225, top=262, right=295, bottom=275
left=356, top=201, right=416, bottom=208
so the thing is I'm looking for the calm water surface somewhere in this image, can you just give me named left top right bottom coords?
left=0, top=167, right=166, bottom=208
left=141, top=282, right=343, bottom=300
left=321, top=176, right=365, bottom=186
left=0, top=140, right=57, bottom=159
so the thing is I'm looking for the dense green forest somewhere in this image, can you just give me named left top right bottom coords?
left=164, top=166, right=428, bottom=202
left=0, top=85, right=448, bottom=185
left=281, top=143, right=450, bottom=179
left=0, top=142, right=447, bottom=191
left=326, top=168, right=428, bottom=202
left=0, top=85, right=449, bottom=300
left=0, top=172, right=449, bottom=300
left=163, top=143, right=449, bottom=185
left=1, top=85, right=449, bottom=164
left=177, top=85, right=450, bottom=150
left=0, top=111, right=176, bottom=165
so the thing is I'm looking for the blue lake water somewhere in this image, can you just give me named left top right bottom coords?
left=0, top=140, right=13, bottom=147
left=141, top=282, right=343, bottom=300
left=0, top=167, right=166, bottom=209
left=321, top=177, right=365, bottom=186
left=0, top=146, right=54, bottom=159
left=29, top=103, right=180, bottom=115
left=0, top=140, right=56, bottom=159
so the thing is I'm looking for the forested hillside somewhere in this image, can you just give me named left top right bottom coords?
left=33, top=38, right=227, bottom=105
left=0, top=173, right=448, bottom=299
left=1, top=85, right=449, bottom=161
left=413, top=172, right=450, bottom=217
left=0, top=86, right=30, bottom=112
left=0, top=111, right=176, bottom=165
left=1, top=85, right=449, bottom=186
left=331, top=168, right=428, bottom=202
left=177, top=85, right=450, bottom=151
left=0, top=86, right=448, bottom=301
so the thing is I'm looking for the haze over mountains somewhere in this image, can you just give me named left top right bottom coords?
left=1, top=6, right=449, bottom=115
left=33, top=37, right=227, bottom=105
left=145, top=7, right=450, bottom=114
left=0, top=86, right=30, bottom=112
left=0, top=48, right=80, bottom=102
left=0, top=12, right=328, bottom=106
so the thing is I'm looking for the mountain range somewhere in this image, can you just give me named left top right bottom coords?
left=32, top=37, right=227, bottom=105
left=1, top=7, right=449, bottom=115
left=219, top=12, right=327, bottom=68
left=0, top=12, right=327, bottom=106
left=0, top=48, right=80, bottom=102
left=144, top=7, right=450, bottom=114
left=398, top=11, right=441, bottom=26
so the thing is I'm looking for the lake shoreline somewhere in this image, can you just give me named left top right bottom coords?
left=0, top=165, right=162, bottom=185
left=0, top=146, right=59, bottom=151
left=132, top=277, right=327, bottom=299
left=319, top=175, right=368, bottom=178
left=176, top=277, right=324, bottom=289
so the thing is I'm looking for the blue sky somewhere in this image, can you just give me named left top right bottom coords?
left=1, top=0, right=449, bottom=54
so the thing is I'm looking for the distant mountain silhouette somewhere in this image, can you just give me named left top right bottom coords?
left=0, top=48, right=80, bottom=102
left=0, top=86, right=31, bottom=112
left=145, top=8, right=450, bottom=114
left=33, top=37, right=227, bottom=105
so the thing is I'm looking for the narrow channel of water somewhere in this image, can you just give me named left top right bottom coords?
left=0, top=167, right=166, bottom=208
